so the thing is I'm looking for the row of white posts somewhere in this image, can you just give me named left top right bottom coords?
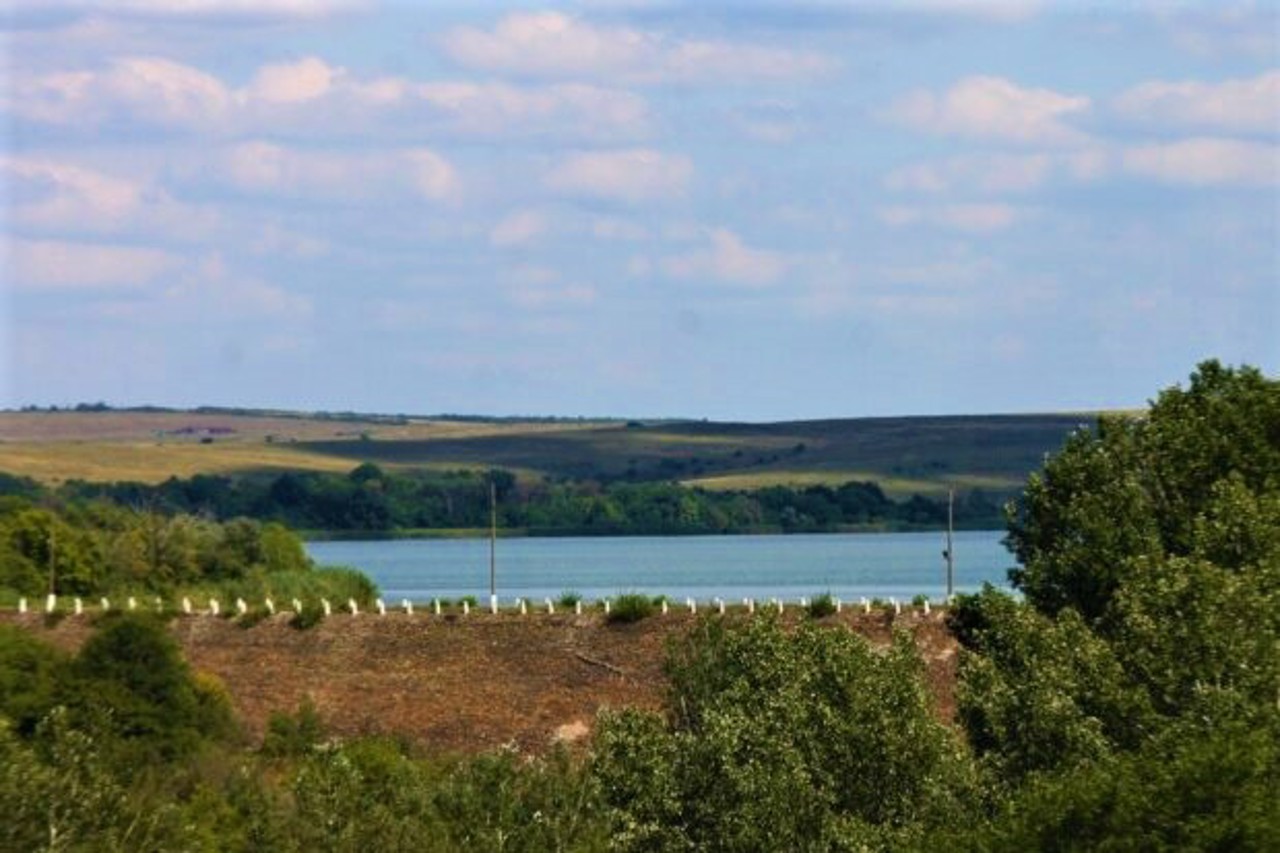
left=13, top=594, right=941, bottom=617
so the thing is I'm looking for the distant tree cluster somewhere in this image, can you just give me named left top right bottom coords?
left=10, top=468, right=1002, bottom=536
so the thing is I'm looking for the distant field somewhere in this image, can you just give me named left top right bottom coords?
left=0, top=409, right=1093, bottom=495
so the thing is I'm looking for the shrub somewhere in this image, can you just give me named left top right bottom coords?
left=607, top=593, right=658, bottom=624
left=806, top=592, right=837, bottom=618
left=289, top=604, right=326, bottom=631
left=912, top=594, right=930, bottom=607
left=557, top=590, right=582, bottom=608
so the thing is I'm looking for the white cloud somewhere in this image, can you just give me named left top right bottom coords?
left=490, top=210, right=549, bottom=247
left=6, top=238, right=179, bottom=289
left=878, top=203, right=1022, bottom=233
left=8, top=56, right=231, bottom=128
left=244, top=57, right=341, bottom=104
left=890, top=75, right=1091, bottom=145
left=2, top=155, right=219, bottom=239
left=661, top=228, right=786, bottom=287
left=885, top=149, right=1110, bottom=194
left=442, top=11, right=834, bottom=84
left=1113, top=70, right=1280, bottom=135
left=222, top=141, right=459, bottom=201
left=1122, top=138, right=1279, bottom=187
left=546, top=148, right=692, bottom=203
left=7, top=55, right=649, bottom=141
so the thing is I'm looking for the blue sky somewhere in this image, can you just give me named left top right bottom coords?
left=2, top=1, right=1276, bottom=419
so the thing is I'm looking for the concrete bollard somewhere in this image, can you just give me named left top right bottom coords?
left=746, top=598, right=755, bottom=614
left=462, top=600, right=470, bottom=615
left=402, top=599, right=414, bottom=615
left=265, top=598, right=276, bottom=615
left=490, top=594, right=499, bottom=615
left=800, top=596, right=810, bottom=608
left=101, top=597, right=110, bottom=611
left=74, top=598, right=83, bottom=615
left=210, top=599, right=220, bottom=616
left=603, top=599, right=611, bottom=615
left=892, top=597, right=901, bottom=615
left=519, top=599, right=527, bottom=615
left=835, top=598, right=842, bottom=614
left=321, top=598, right=332, bottom=616
left=292, top=598, right=303, bottom=613
left=661, top=599, right=668, bottom=615
left=775, top=598, right=784, bottom=615
left=434, top=598, right=442, bottom=615
left=687, top=597, right=697, bottom=615
left=545, top=598, right=555, bottom=615
left=376, top=599, right=386, bottom=616
left=575, top=600, right=582, bottom=615
left=715, top=597, right=725, bottom=615
left=182, top=597, right=193, bottom=615
left=923, top=600, right=931, bottom=615
left=347, top=598, right=359, bottom=615
left=46, top=594, right=57, bottom=613
left=861, top=597, right=870, bottom=614
left=126, top=596, right=136, bottom=611
left=18, top=597, right=27, bottom=614
left=236, top=598, right=248, bottom=615
left=154, top=596, right=163, bottom=612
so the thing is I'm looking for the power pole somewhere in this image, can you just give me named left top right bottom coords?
left=945, top=488, right=954, bottom=601
left=489, top=478, right=497, bottom=608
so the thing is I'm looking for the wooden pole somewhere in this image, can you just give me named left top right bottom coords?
left=489, top=479, right=497, bottom=599
left=945, top=488, right=954, bottom=601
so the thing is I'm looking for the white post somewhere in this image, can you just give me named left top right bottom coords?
left=462, top=600, right=470, bottom=615
left=210, top=598, right=220, bottom=616
left=74, top=598, right=83, bottom=615
left=18, top=597, right=27, bottom=614
left=861, top=597, right=870, bottom=614
left=292, top=598, right=303, bottom=613
left=46, top=594, right=57, bottom=613
left=376, top=599, right=386, bottom=616
left=545, top=598, right=555, bottom=615
left=434, top=598, right=441, bottom=615
left=519, top=598, right=527, bottom=615
left=182, top=597, right=192, bottom=615
left=923, top=599, right=931, bottom=615
left=490, top=594, right=499, bottom=615
left=661, top=599, right=669, bottom=615
left=265, top=598, right=276, bottom=615
left=347, top=598, right=359, bottom=615
left=687, top=597, right=697, bottom=615
left=100, top=597, right=110, bottom=611
left=892, top=597, right=901, bottom=615
left=575, top=600, right=582, bottom=615
left=403, top=599, right=414, bottom=615
left=715, top=597, right=725, bottom=615
left=236, top=598, right=248, bottom=615
left=321, top=598, right=332, bottom=616
left=800, top=596, right=809, bottom=608
left=603, top=599, right=611, bottom=615
left=126, top=596, right=136, bottom=611
left=835, top=598, right=842, bottom=614
left=746, top=598, right=754, bottom=614
left=775, top=598, right=784, bottom=615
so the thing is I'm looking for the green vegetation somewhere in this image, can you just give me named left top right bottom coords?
left=806, top=591, right=838, bottom=618
left=0, top=361, right=1273, bottom=849
left=606, top=593, right=661, bottom=624
left=0, top=495, right=377, bottom=607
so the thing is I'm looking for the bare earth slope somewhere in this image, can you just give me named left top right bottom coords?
left=1, top=611, right=958, bottom=754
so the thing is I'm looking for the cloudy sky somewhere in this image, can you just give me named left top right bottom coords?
left=2, top=1, right=1276, bottom=419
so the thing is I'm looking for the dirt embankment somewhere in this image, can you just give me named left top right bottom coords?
left=2, top=611, right=959, bottom=754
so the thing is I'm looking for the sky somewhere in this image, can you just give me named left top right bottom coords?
left=1, top=0, right=1277, bottom=420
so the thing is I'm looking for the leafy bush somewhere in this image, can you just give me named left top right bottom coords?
left=289, top=604, right=326, bottom=631
left=806, top=592, right=837, bottom=618
left=262, top=699, right=326, bottom=758
left=556, top=590, right=582, bottom=608
left=607, top=593, right=658, bottom=624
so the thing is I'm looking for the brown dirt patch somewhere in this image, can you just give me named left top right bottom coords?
left=1, top=610, right=958, bottom=754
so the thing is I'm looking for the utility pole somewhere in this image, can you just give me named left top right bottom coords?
left=489, top=478, right=497, bottom=611
left=944, top=488, right=954, bottom=602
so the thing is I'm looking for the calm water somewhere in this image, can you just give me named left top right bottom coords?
left=306, top=530, right=1014, bottom=603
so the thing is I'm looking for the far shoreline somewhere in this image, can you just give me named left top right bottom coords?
left=299, top=522, right=1006, bottom=542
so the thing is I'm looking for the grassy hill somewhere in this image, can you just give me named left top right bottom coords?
left=0, top=409, right=1093, bottom=499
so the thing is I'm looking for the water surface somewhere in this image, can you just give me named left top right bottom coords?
left=307, top=530, right=1014, bottom=603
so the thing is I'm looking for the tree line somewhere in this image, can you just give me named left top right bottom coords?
left=2, top=468, right=1003, bottom=536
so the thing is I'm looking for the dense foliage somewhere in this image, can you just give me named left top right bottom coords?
left=0, top=361, right=1275, bottom=850
left=0, top=497, right=376, bottom=605
left=3, top=466, right=1002, bottom=535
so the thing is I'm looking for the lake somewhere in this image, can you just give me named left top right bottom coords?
left=306, top=530, right=1015, bottom=604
